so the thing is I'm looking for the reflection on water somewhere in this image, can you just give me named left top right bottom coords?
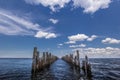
left=31, top=59, right=81, bottom=80
left=90, top=58, right=120, bottom=80
left=0, top=58, right=120, bottom=80
left=0, top=58, right=31, bottom=80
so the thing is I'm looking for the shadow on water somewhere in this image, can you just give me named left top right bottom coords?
left=31, top=59, right=92, bottom=80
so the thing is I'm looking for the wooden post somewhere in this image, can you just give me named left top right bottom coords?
left=82, top=55, right=92, bottom=78
left=43, top=52, right=45, bottom=67
left=31, top=47, right=58, bottom=75
left=31, top=47, right=37, bottom=73
left=36, top=51, right=39, bottom=71
left=76, top=50, right=80, bottom=67
left=76, top=50, right=80, bottom=71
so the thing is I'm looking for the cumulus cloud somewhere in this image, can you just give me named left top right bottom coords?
left=69, top=44, right=86, bottom=48
left=34, top=31, right=57, bottom=39
left=87, top=35, right=98, bottom=41
left=0, top=9, right=57, bottom=39
left=67, top=34, right=97, bottom=44
left=49, top=18, right=59, bottom=24
left=73, top=47, right=120, bottom=58
left=102, top=38, right=120, bottom=44
left=24, top=0, right=70, bottom=12
left=68, top=34, right=89, bottom=42
left=72, top=0, right=111, bottom=13
left=24, top=0, right=112, bottom=13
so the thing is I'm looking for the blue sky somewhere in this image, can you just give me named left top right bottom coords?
left=0, top=0, right=120, bottom=58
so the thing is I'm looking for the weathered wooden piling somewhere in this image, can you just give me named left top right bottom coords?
left=31, top=48, right=92, bottom=79
left=31, top=47, right=58, bottom=74
left=82, top=55, right=92, bottom=78
left=61, top=50, right=92, bottom=79
left=61, top=50, right=80, bottom=71
left=76, top=50, right=80, bottom=71
left=31, top=47, right=39, bottom=73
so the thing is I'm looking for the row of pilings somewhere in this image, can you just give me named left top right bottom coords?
left=62, top=50, right=80, bottom=71
left=31, top=47, right=58, bottom=74
left=61, top=50, right=92, bottom=79
left=31, top=47, right=92, bottom=79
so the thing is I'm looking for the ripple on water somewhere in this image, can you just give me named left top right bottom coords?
left=0, top=58, right=120, bottom=80
left=34, top=59, right=80, bottom=80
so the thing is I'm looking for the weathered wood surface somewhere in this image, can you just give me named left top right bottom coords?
left=61, top=50, right=80, bottom=71
left=61, top=50, right=92, bottom=79
left=82, top=55, right=92, bottom=78
left=31, top=47, right=92, bottom=79
left=31, top=47, right=58, bottom=74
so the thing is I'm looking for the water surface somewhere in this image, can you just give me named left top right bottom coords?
left=0, top=58, right=120, bottom=80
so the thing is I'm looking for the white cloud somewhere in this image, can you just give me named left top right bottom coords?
left=68, top=34, right=89, bottom=42
left=102, top=38, right=120, bottom=44
left=35, top=31, right=57, bottom=39
left=58, top=43, right=63, bottom=46
left=87, top=35, right=98, bottom=41
left=65, top=41, right=76, bottom=44
left=69, top=44, right=86, bottom=48
left=67, top=34, right=97, bottom=44
left=73, top=47, right=120, bottom=58
left=49, top=18, right=59, bottom=24
left=0, top=9, right=57, bottom=39
left=25, top=0, right=70, bottom=12
left=24, top=0, right=112, bottom=13
left=0, top=9, right=39, bottom=35
left=57, top=43, right=63, bottom=48
left=72, top=0, right=111, bottom=13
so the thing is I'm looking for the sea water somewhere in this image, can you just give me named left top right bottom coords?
left=0, top=58, right=120, bottom=80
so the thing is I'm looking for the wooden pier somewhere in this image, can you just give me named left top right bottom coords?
left=31, top=47, right=92, bottom=79
left=61, top=50, right=80, bottom=72
left=61, top=50, right=92, bottom=79
left=31, top=47, right=58, bottom=74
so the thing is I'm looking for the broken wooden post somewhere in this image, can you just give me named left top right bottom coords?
left=31, top=47, right=58, bottom=75
left=82, top=55, right=92, bottom=78
left=76, top=50, right=80, bottom=71
left=31, top=47, right=38, bottom=73
left=61, top=51, right=92, bottom=79
left=36, top=51, right=39, bottom=72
